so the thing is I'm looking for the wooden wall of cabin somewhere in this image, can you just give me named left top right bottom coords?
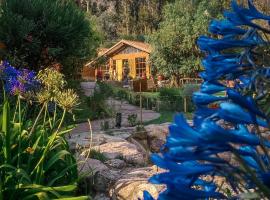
left=111, top=52, right=150, bottom=81
left=81, top=65, right=96, bottom=80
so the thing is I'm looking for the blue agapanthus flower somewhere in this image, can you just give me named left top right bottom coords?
left=0, top=61, right=38, bottom=95
left=145, top=0, right=270, bottom=199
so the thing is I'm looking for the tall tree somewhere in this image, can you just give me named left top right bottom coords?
left=149, top=0, right=230, bottom=86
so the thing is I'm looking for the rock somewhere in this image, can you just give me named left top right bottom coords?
left=149, top=138, right=164, bottom=153
left=94, top=193, right=110, bottom=200
left=94, top=169, right=120, bottom=192
left=132, top=130, right=148, bottom=140
left=145, top=123, right=169, bottom=141
left=105, top=159, right=126, bottom=169
left=77, top=158, right=120, bottom=193
left=144, top=123, right=170, bottom=153
left=111, top=166, right=165, bottom=200
left=93, top=141, right=145, bottom=165
left=77, top=158, right=109, bottom=174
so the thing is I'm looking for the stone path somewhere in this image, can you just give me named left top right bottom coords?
left=67, top=82, right=169, bottom=199
left=71, top=82, right=160, bottom=135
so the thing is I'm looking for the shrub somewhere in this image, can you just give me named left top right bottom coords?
left=0, top=0, right=99, bottom=75
left=0, top=62, right=88, bottom=199
left=182, top=83, right=200, bottom=97
left=86, top=83, right=113, bottom=119
left=127, top=114, right=138, bottom=127
left=159, top=87, right=183, bottom=111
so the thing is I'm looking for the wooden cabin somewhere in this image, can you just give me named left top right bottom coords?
left=83, top=40, right=152, bottom=81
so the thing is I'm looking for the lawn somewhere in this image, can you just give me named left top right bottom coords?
left=144, top=111, right=193, bottom=125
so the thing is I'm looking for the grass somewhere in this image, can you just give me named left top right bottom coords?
left=89, top=149, right=108, bottom=162
left=144, top=111, right=194, bottom=125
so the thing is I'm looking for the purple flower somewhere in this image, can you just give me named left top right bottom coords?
left=0, top=61, right=38, bottom=95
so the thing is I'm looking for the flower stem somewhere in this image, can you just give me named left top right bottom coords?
left=31, top=109, right=66, bottom=177
left=17, top=96, right=22, bottom=168
left=29, top=103, right=46, bottom=137
left=12, top=97, right=19, bottom=122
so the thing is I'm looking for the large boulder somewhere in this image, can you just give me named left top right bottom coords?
left=144, top=123, right=170, bottom=152
left=105, top=159, right=126, bottom=169
left=144, top=123, right=170, bottom=141
left=110, top=166, right=165, bottom=200
left=77, top=158, right=120, bottom=193
left=92, top=141, right=146, bottom=165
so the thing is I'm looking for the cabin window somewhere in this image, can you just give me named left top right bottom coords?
left=135, top=57, right=146, bottom=77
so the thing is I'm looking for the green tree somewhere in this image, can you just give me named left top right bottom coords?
left=149, top=0, right=229, bottom=86
left=0, top=0, right=100, bottom=75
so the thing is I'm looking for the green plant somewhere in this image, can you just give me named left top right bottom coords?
left=86, top=83, right=113, bottom=120
left=100, top=120, right=110, bottom=131
left=182, top=84, right=200, bottom=97
left=89, top=149, right=107, bottom=163
left=0, top=0, right=100, bottom=75
left=0, top=64, right=88, bottom=199
left=159, top=87, right=183, bottom=111
left=127, top=113, right=138, bottom=127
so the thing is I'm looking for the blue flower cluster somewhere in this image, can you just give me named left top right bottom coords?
left=0, top=61, right=37, bottom=95
left=144, top=1, right=270, bottom=199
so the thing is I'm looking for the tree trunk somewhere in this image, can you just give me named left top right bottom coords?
left=86, top=0, right=90, bottom=13
left=170, top=75, right=179, bottom=88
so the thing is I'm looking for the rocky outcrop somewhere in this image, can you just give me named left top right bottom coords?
left=92, top=141, right=146, bottom=165
left=77, top=158, right=120, bottom=193
left=110, top=166, right=165, bottom=200
left=105, top=159, right=126, bottom=169
left=70, top=123, right=172, bottom=199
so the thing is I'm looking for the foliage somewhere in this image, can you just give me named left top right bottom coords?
left=108, top=83, right=196, bottom=112
left=88, top=149, right=107, bottom=163
left=86, top=82, right=113, bottom=120
left=182, top=84, right=200, bottom=97
left=159, top=88, right=181, bottom=102
left=77, top=0, right=174, bottom=40
left=0, top=62, right=88, bottom=199
left=143, top=111, right=177, bottom=125
left=149, top=0, right=229, bottom=83
left=145, top=1, right=270, bottom=199
left=127, top=114, right=138, bottom=127
left=0, top=0, right=99, bottom=75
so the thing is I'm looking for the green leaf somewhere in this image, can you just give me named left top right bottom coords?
left=2, top=100, right=10, bottom=164
left=54, top=196, right=90, bottom=200
left=23, top=192, right=50, bottom=200
left=48, top=163, right=78, bottom=186
left=44, top=150, right=71, bottom=171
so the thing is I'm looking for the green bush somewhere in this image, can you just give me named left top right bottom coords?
left=127, top=114, right=138, bottom=127
left=159, top=87, right=183, bottom=111
left=159, top=87, right=182, bottom=101
left=0, top=0, right=99, bottom=75
left=86, top=83, right=113, bottom=119
left=182, top=84, right=200, bottom=97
